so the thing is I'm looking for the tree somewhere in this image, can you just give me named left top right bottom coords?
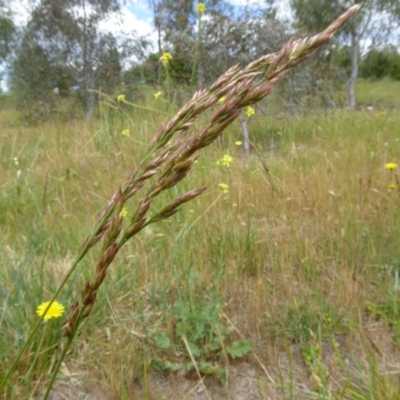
left=290, top=0, right=400, bottom=107
left=199, top=3, right=284, bottom=82
left=0, top=1, right=14, bottom=60
left=360, top=46, right=400, bottom=80
left=11, top=0, right=146, bottom=121
left=144, top=0, right=327, bottom=152
left=0, top=1, right=15, bottom=90
left=152, top=0, right=235, bottom=89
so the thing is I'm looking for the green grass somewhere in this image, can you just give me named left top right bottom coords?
left=355, top=78, right=400, bottom=108
left=1, top=80, right=400, bottom=399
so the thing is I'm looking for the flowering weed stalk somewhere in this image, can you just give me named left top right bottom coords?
left=0, top=5, right=360, bottom=398
left=160, top=52, right=173, bottom=103
left=113, top=92, right=170, bottom=116
left=385, top=162, right=399, bottom=191
left=191, top=2, right=207, bottom=88
left=23, top=302, right=65, bottom=390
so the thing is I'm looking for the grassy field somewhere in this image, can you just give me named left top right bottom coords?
left=1, top=79, right=400, bottom=399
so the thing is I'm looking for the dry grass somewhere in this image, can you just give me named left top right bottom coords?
left=1, top=90, right=400, bottom=398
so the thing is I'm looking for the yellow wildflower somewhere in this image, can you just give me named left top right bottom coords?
left=245, top=106, right=255, bottom=117
left=235, top=141, right=243, bottom=146
left=217, top=154, right=233, bottom=168
left=218, top=96, right=226, bottom=103
left=218, top=183, right=229, bottom=194
left=385, top=162, right=398, bottom=170
left=388, top=183, right=397, bottom=190
left=378, top=111, right=387, bottom=116
left=154, top=91, right=163, bottom=99
left=160, top=52, right=173, bottom=67
left=117, top=94, right=126, bottom=103
left=120, top=207, right=129, bottom=218
left=121, top=129, right=130, bottom=137
left=196, top=2, right=206, bottom=15
left=37, top=301, right=65, bottom=320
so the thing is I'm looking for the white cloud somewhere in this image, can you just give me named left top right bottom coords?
left=276, top=0, right=293, bottom=21
left=9, top=0, right=156, bottom=50
left=99, top=7, right=154, bottom=39
left=9, top=0, right=31, bottom=27
left=9, top=0, right=154, bottom=37
left=227, top=0, right=264, bottom=5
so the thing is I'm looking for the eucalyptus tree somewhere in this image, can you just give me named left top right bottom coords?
left=0, top=1, right=14, bottom=61
left=147, top=0, right=165, bottom=86
left=148, top=0, right=235, bottom=89
left=0, top=0, right=15, bottom=90
left=148, top=0, right=300, bottom=152
left=11, top=0, right=147, bottom=121
left=290, top=0, right=400, bottom=107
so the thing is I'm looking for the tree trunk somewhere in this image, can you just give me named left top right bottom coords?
left=81, top=0, right=95, bottom=121
left=156, top=23, right=162, bottom=86
left=84, top=69, right=96, bottom=121
left=346, top=31, right=359, bottom=108
left=85, top=87, right=95, bottom=121
left=239, top=118, right=250, bottom=156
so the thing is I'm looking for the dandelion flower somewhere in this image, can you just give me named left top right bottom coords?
left=217, top=154, right=233, bottom=168
left=218, top=183, right=229, bottom=194
left=388, top=183, right=397, bottom=190
left=120, top=207, right=129, bottom=218
left=218, top=96, right=226, bottom=103
left=154, top=91, right=163, bottom=100
left=117, top=94, right=126, bottom=103
left=245, top=106, right=255, bottom=117
left=196, top=2, right=206, bottom=15
left=385, top=162, right=398, bottom=170
left=160, top=52, right=173, bottom=67
left=235, top=141, right=243, bottom=146
left=37, top=301, right=65, bottom=320
left=121, top=129, right=130, bottom=137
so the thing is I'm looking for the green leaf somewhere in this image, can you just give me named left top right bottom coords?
left=188, top=341, right=201, bottom=357
left=198, top=362, right=218, bottom=375
left=154, top=332, right=171, bottom=349
left=207, top=340, right=221, bottom=352
left=163, top=360, right=183, bottom=372
left=227, top=340, right=251, bottom=358
left=151, top=358, right=182, bottom=372
left=216, top=367, right=228, bottom=386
